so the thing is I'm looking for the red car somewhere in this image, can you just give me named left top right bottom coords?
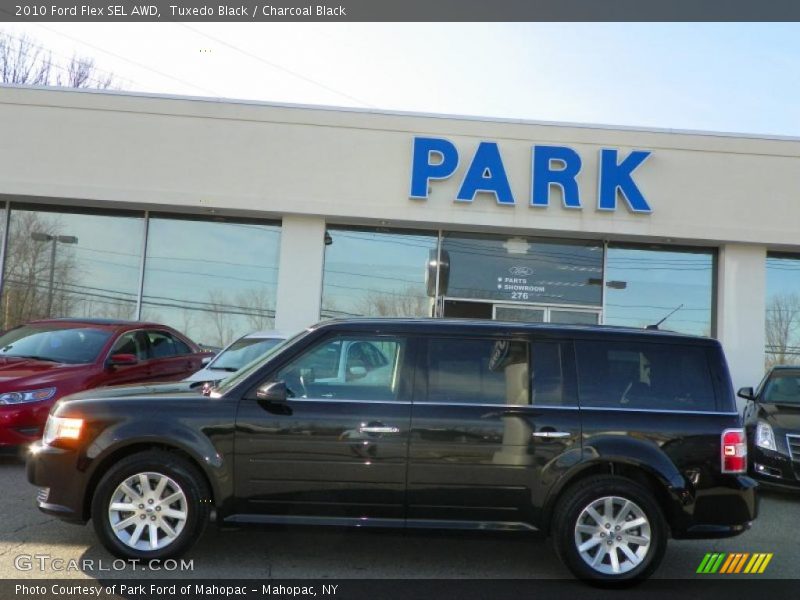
left=0, top=318, right=213, bottom=449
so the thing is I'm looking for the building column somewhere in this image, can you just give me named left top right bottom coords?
left=715, top=244, right=766, bottom=410
left=274, top=215, right=326, bottom=333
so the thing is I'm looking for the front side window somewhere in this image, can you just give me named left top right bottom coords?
left=424, top=338, right=529, bottom=405
left=110, top=331, right=148, bottom=361
left=575, top=340, right=716, bottom=411
left=0, top=325, right=112, bottom=364
left=273, top=336, right=406, bottom=401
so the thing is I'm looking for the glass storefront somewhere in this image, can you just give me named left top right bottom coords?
left=604, top=244, right=715, bottom=337
left=765, top=253, right=800, bottom=367
left=141, top=216, right=281, bottom=348
left=0, top=206, right=143, bottom=330
left=0, top=205, right=281, bottom=350
left=320, top=227, right=437, bottom=319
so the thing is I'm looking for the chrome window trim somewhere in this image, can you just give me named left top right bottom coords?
left=273, top=398, right=737, bottom=415
left=580, top=406, right=738, bottom=416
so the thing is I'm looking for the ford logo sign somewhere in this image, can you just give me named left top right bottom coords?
left=509, top=266, right=534, bottom=276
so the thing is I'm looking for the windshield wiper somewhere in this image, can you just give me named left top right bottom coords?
left=208, top=366, right=238, bottom=372
left=5, top=354, right=60, bottom=363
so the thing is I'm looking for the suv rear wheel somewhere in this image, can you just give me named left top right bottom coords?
left=91, top=450, right=210, bottom=559
left=552, top=475, right=667, bottom=584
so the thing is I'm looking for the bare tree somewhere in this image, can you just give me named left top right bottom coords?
left=1, top=212, right=79, bottom=329
left=766, top=293, right=800, bottom=367
left=356, top=287, right=430, bottom=318
left=0, top=30, right=115, bottom=88
left=236, top=289, right=275, bottom=331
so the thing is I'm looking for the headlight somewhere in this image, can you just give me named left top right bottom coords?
left=43, top=416, right=83, bottom=445
left=0, top=388, right=56, bottom=405
left=755, top=421, right=776, bottom=451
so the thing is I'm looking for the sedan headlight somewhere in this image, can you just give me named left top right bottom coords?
left=755, top=420, right=777, bottom=451
left=0, top=388, right=56, bottom=405
left=43, top=416, right=83, bottom=445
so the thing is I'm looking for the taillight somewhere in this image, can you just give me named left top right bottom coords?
left=721, top=428, right=747, bottom=474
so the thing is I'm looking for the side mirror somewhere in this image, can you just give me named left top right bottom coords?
left=108, top=353, right=138, bottom=367
left=201, top=356, right=213, bottom=366
left=256, top=381, right=288, bottom=403
left=737, top=386, right=755, bottom=401
left=347, top=365, right=367, bottom=380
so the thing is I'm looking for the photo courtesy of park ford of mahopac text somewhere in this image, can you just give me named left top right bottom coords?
left=3, top=1, right=800, bottom=600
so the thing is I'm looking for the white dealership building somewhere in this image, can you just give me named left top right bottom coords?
left=1, top=86, right=799, bottom=396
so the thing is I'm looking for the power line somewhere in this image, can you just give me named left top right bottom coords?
left=178, top=23, right=376, bottom=108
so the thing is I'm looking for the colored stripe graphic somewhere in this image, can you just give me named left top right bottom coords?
left=697, top=552, right=772, bottom=574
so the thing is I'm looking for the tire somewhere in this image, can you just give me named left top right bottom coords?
left=552, top=475, right=667, bottom=585
left=91, top=450, right=211, bottom=560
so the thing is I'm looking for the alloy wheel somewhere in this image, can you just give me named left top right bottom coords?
left=107, top=471, right=188, bottom=551
left=573, top=495, right=652, bottom=575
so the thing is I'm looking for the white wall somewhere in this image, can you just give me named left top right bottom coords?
left=716, top=244, right=767, bottom=411
left=274, top=215, right=326, bottom=333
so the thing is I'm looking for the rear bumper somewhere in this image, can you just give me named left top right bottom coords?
left=670, top=475, right=759, bottom=540
left=26, top=442, right=87, bottom=524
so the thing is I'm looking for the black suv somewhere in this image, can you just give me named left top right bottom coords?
left=27, top=319, right=757, bottom=583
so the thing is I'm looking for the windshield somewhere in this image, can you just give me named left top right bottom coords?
left=209, top=337, right=285, bottom=371
left=0, top=325, right=112, bottom=364
left=763, top=373, right=800, bottom=405
left=214, top=329, right=311, bottom=394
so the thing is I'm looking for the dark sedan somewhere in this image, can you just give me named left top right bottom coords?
left=740, top=366, right=800, bottom=490
left=0, top=318, right=212, bottom=449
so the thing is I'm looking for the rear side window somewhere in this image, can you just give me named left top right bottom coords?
left=575, top=340, right=716, bottom=412
left=425, top=338, right=529, bottom=405
left=531, top=341, right=577, bottom=407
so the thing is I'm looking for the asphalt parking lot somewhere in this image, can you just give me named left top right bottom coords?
left=0, top=455, right=796, bottom=581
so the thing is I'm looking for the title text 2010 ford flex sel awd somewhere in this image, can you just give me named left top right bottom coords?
left=27, top=319, right=758, bottom=583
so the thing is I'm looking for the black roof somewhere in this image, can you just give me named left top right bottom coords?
left=311, top=318, right=715, bottom=344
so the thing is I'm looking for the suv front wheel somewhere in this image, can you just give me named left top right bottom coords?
left=91, top=450, right=210, bottom=560
left=552, top=475, right=667, bottom=584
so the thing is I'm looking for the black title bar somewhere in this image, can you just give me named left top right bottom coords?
left=3, top=0, right=800, bottom=22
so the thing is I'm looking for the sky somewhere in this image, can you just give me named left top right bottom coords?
left=4, top=22, right=800, bottom=136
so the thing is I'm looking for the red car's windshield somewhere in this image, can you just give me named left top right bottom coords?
left=0, top=325, right=113, bottom=364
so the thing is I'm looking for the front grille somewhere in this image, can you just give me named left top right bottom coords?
left=36, top=487, right=49, bottom=504
left=787, top=434, right=800, bottom=462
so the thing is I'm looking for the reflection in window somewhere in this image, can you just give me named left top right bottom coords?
left=321, top=227, right=436, bottom=319
left=575, top=340, right=716, bottom=411
left=604, top=245, right=714, bottom=337
left=425, top=338, right=529, bottom=405
left=141, top=217, right=280, bottom=349
left=0, top=207, right=143, bottom=329
left=274, top=336, right=405, bottom=401
left=765, top=253, right=800, bottom=367
left=441, top=232, right=603, bottom=306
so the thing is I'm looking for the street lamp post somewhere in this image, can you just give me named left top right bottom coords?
left=30, top=232, right=78, bottom=317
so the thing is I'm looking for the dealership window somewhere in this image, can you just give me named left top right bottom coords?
left=0, top=206, right=143, bottom=330
left=765, top=253, right=800, bottom=367
left=604, top=245, right=715, bottom=337
left=140, top=215, right=280, bottom=349
left=439, top=232, right=603, bottom=321
left=321, top=227, right=437, bottom=319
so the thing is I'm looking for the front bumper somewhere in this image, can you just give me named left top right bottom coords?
left=749, top=445, right=800, bottom=489
left=26, top=442, right=88, bottom=524
left=0, top=402, right=51, bottom=447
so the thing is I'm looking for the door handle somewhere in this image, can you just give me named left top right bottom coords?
left=532, top=431, right=571, bottom=438
left=359, top=425, right=400, bottom=434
